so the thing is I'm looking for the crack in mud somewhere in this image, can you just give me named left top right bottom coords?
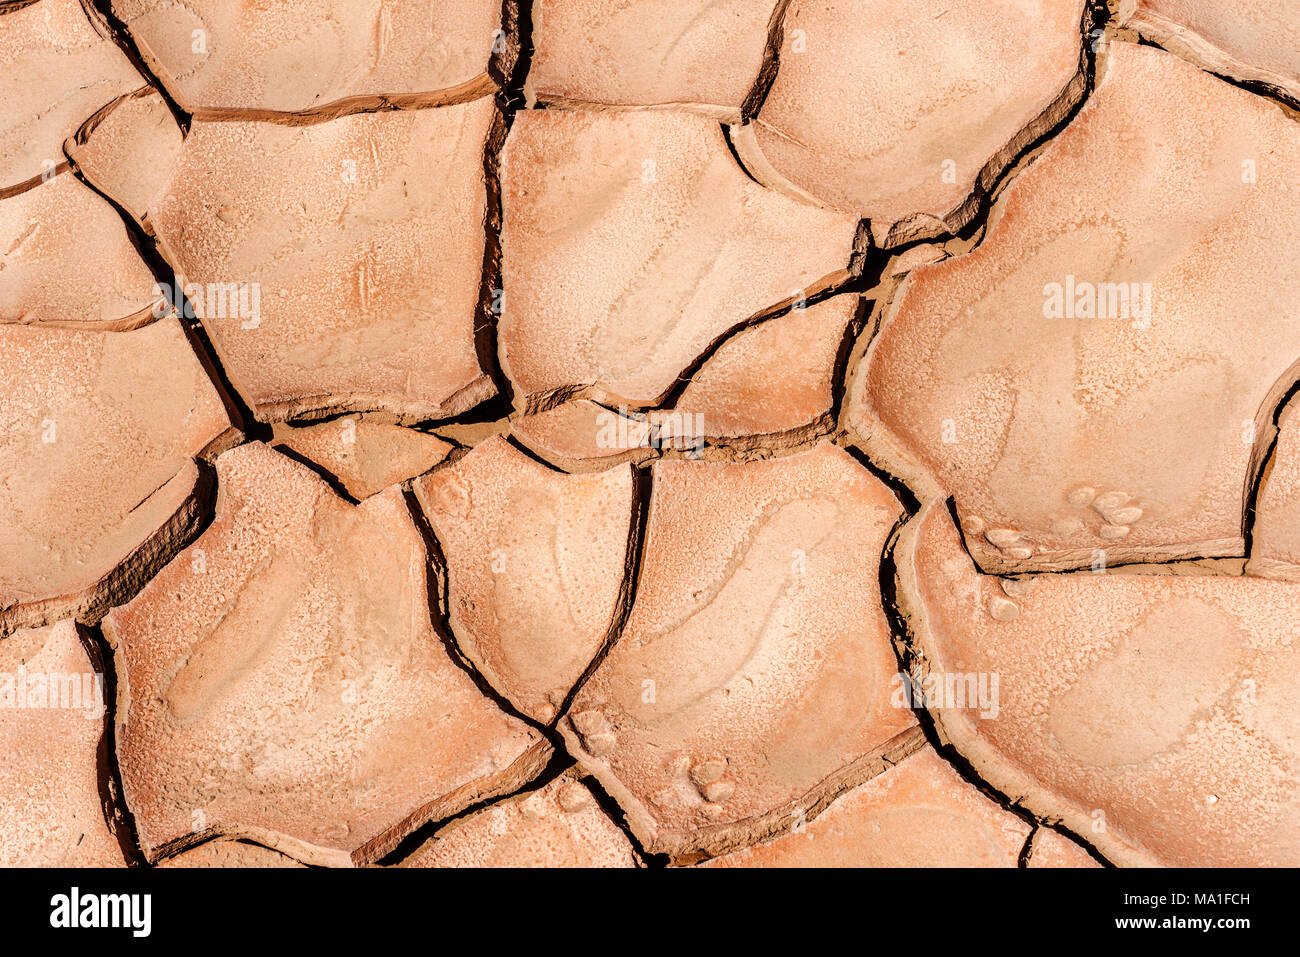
left=12, top=0, right=1296, bottom=869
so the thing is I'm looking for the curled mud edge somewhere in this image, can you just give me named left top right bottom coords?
left=728, top=1, right=1100, bottom=249
left=883, top=500, right=1114, bottom=866
left=890, top=500, right=1141, bottom=866
left=1, top=462, right=218, bottom=637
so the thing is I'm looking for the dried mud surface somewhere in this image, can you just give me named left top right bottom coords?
left=2, top=0, right=1297, bottom=869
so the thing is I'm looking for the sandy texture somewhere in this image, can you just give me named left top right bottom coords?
left=108, top=0, right=503, bottom=115
left=739, top=0, right=1087, bottom=246
left=852, top=43, right=1300, bottom=573
left=147, top=99, right=499, bottom=423
left=4, top=0, right=1297, bottom=873
left=415, top=436, right=635, bottom=722
left=276, top=419, right=453, bottom=501
left=404, top=769, right=639, bottom=868
left=677, top=294, right=860, bottom=445
left=64, top=88, right=183, bottom=227
left=103, top=443, right=551, bottom=866
left=1246, top=395, right=1300, bottom=581
left=512, top=400, right=656, bottom=473
left=500, top=108, right=863, bottom=410
left=1119, top=0, right=1300, bottom=103
left=159, top=839, right=305, bottom=868
left=897, top=501, right=1300, bottom=867
left=702, top=747, right=1030, bottom=867
left=0, top=317, right=237, bottom=634
left=0, top=620, right=125, bottom=867
left=0, top=0, right=140, bottom=191
left=561, top=443, right=922, bottom=860
left=0, top=170, right=161, bottom=328
left=527, top=0, right=782, bottom=119
left=1026, top=828, right=1103, bottom=868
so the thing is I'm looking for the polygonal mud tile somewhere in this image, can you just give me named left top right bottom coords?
left=1, top=170, right=161, bottom=328
left=0, top=620, right=125, bottom=866
left=1026, top=827, right=1103, bottom=868
left=414, top=436, right=635, bottom=723
left=851, top=42, right=1300, bottom=574
left=896, top=500, right=1300, bottom=867
left=512, top=400, right=656, bottom=473
left=1119, top=0, right=1300, bottom=104
left=560, top=442, right=922, bottom=861
left=500, top=108, right=864, bottom=411
left=1247, top=394, right=1300, bottom=581
left=158, top=839, right=305, bottom=868
left=275, top=418, right=453, bottom=501
left=102, top=442, right=551, bottom=867
left=527, top=0, right=782, bottom=120
left=64, top=88, right=183, bottom=228
left=107, top=0, right=503, bottom=116
left=0, top=0, right=141, bottom=191
left=701, top=747, right=1030, bottom=867
left=735, top=0, right=1087, bottom=246
left=0, top=317, right=238, bottom=634
left=676, top=295, right=861, bottom=446
left=403, top=769, right=639, bottom=868
left=143, top=98, right=498, bottom=423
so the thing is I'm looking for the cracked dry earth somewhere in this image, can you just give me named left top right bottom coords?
left=1, top=0, right=1298, bottom=871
